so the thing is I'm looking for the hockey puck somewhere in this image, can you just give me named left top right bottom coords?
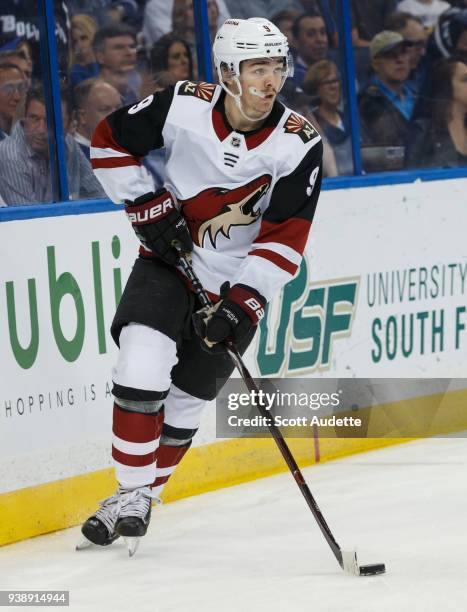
left=359, top=563, right=386, bottom=576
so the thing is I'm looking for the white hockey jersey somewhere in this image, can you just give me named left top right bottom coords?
left=91, top=80, right=323, bottom=302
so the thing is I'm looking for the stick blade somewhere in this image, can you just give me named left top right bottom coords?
left=341, top=550, right=386, bottom=577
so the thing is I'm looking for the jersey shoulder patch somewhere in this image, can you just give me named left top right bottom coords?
left=283, top=112, right=319, bottom=144
left=178, top=80, right=217, bottom=102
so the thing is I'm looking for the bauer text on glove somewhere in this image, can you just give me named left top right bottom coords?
left=125, top=189, right=193, bottom=265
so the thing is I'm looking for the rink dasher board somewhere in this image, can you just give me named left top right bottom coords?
left=0, top=177, right=466, bottom=546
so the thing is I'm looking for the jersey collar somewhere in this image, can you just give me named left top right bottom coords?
left=212, top=90, right=284, bottom=151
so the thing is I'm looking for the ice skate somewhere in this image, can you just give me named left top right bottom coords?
left=77, top=490, right=122, bottom=550
left=114, top=486, right=159, bottom=557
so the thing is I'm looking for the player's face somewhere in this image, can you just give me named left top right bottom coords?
left=0, top=68, right=27, bottom=122
left=24, top=99, right=48, bottom=155
left=238, top=58, right=285, bottom=118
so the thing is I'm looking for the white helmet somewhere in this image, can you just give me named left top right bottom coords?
left=213, top=17, right=294, bottom=121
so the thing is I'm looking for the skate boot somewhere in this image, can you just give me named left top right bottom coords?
left=77, top=491, right=122, bottom=549
left=115, top=486, right=158, bottom=556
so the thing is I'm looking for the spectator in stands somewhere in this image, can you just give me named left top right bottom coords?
left=1, top=0, right=71, bottom=83
left=429, top=8, right=467, bottom=62
left=0, top=49, right=32, bottom=86
left=169, top=0, right=224, bottom=73
left=396, top=0, right=452, bottom=29
left=93, top=24, right=139, bottom=105
left=358, top=31, right=413, bottom=172
left=302, top=59, right=352, bottom=174
left=222, top=0, right=303, bottom=20
left=73, top=78, right=121, bottom=158
left=351, top=0, right=399, bottom=47
left=149, top=34, right=193, bottom=85
left=0, top=64, right=27, bottom=141
left=61, top=88, right=105, bottom=200
left=271, top=9, right=301, bottom=45
left=142, top=0, right=230, bottom=47
left=139, top=69, right=173, bottom=98
left=15, top=42, right=33, bottom=80
left=406, top=58, right=467, bottom=167
left=292, top=12, right=330, bottom=88
left=70, top=15, right=100, bottom=89
left=68, top=0, right=145, bottom=30
left=301, top=1, right=344, bottom=46
left=386, top=12, right=428, bottom=93
left=0, top=86, right=103, bottom=205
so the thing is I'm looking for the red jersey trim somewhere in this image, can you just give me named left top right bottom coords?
left=245, top=127, right=275, bottom=150
left=249, top=248, right=298, bottom=275
left=91, top=156, right=140, bottom=169
left=212, top=107, right=230, bottom=142
left=255, top=218, right=311, bottom=254
left=91, top=117, right=130, bottom=154
left=211, top=107, right=277, bottom=150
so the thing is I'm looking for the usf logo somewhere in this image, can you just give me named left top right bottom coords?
left=256, top=259, right=359, bottom=376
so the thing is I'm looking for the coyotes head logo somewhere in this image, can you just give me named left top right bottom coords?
left=180, top=175, right=272, bottom=248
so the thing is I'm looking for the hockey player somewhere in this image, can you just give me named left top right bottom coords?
left=80, top=17, right=323, bottom=554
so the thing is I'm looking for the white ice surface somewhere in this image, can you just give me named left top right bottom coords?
left=1, top=437, right=466, bottom=612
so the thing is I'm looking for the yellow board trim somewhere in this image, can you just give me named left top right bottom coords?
left=1, top=388, right=466, bottom=547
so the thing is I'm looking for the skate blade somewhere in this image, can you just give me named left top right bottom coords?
left=124, top=537, right=140, bottom=558
left=75, top=537, right=94, bottom=551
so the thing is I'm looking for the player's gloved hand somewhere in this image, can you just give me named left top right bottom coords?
left=124, top=189, right=193, bottom=266
left=193, top=282, right=266, bottom=352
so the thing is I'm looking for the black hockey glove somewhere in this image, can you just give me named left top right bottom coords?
left=193, top=282, right=266, bottom=353
left=125, top=189, right=193, bottom=266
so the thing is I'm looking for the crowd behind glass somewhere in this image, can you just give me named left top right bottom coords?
left=0, top=0, right=466, bottom=206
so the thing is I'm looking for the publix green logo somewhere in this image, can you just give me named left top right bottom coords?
left=5, top=237, right=123, bottom=369
left=256, top=258, right=359, bottom=376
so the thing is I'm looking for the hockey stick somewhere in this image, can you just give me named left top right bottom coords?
left=174, top=245, right=385, bottom=577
